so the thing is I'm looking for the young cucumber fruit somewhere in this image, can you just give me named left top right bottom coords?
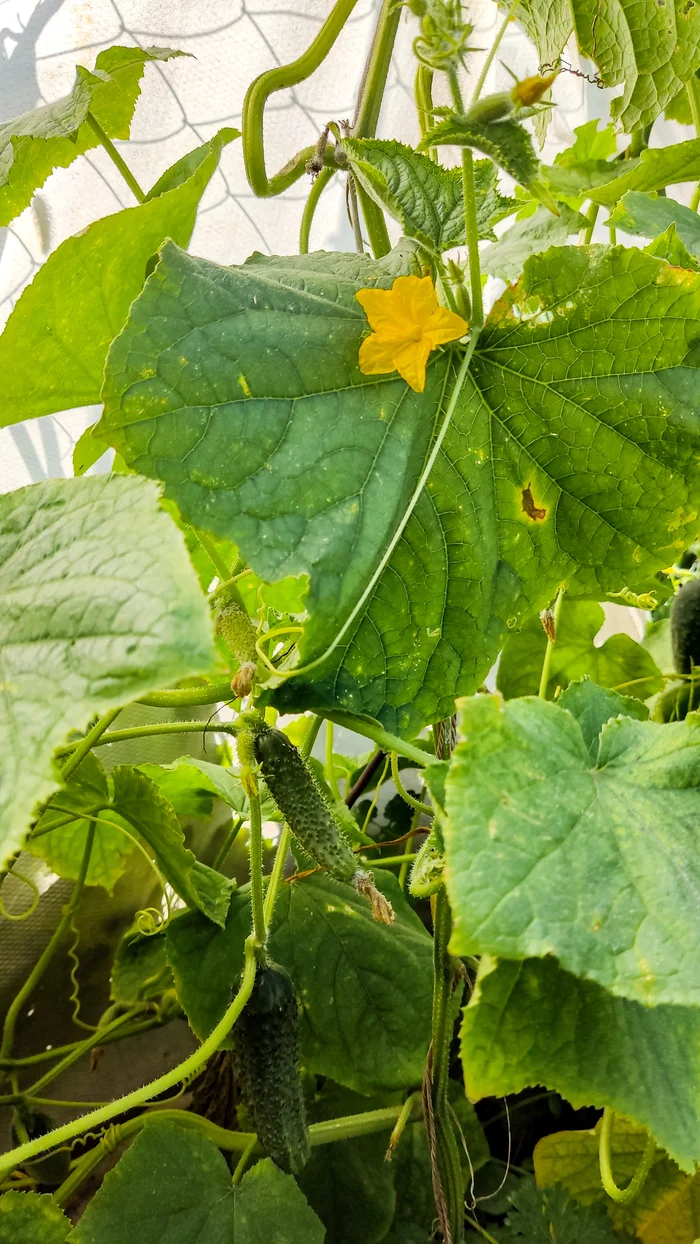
left=671, top=577, right=700, bottom=674
left=253, top=726, right=357, bottom=883
left=234, top=962, right=309, bottom=1174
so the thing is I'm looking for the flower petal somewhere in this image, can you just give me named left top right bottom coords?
left=392, top=274, right=439, bottom=331
left=424, top=305, right=468, bottom=349
left=392, top=337, right=432, bottom=392
left=358, top=334, right=400, bottom=377
left=356, top=287, right=415, bottom=338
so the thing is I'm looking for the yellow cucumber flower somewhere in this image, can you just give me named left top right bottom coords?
left=355, top=274, right=468, bottom=393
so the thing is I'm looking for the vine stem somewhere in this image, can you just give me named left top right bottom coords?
left=326, top=722, right=341, bottom=801
left=470, top=0, right=521, bottom=105
left=54, top=719, right=239, bottom=759
left=0, top=941, right=259, bottom=1182
left=52, top=1102, right=404, bottom=1205
left=599, top=1109, right=656, bottom=1204
left=299, top=166, right=335, bottom=253
left=248, top=787, right=267, bottom=954
left=242, top=0, right=357, bottom=197
left=391, top=752, right=433, bottom=815
left=537, top=588, right=564, bottom=699
left=323, top=710, right=430, bottom=769
left=59, top=706, right=123, bottom=782
left=350, top=0, right=400, bottom=258
left=19, top=1010, right=144, bottom=1099
left=688, top=77, right=700, bottom=211
left=581, top=201, right=600, bottom=244
left=85, top=112, right=146, bottom=203
left=0, top=825, right=96, bottom=1063
left=447, top=71, right=483, bottom=328
left=212, top=816, right=245, bottom=872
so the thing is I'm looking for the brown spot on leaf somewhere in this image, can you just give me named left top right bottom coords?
left=522, top=484, right=547, bottom=521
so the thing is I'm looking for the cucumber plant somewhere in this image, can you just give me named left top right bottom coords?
left=0, top=2, right=700, bottom=1240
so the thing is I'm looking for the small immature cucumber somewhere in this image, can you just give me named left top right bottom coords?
left=671, top=577, right=700, bottom=674
left=234, top=963, right=309, bottom=1174
left=253, top=726, right=357, bottom=882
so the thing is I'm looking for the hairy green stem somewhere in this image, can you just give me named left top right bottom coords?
left=391, top=752, right=433, bottom=815
left=248, top=788, right=267, bottom=954
left=85, top=112, right=146, bottom=203
left=538, top=588, right=564, bottom=699
left=242, top=0, right=358, bottom=197
left=1, top=826, right=95, bottom=1063
left=415, top=65, right=436, bottom=153
left=688, top=78, right=700, bottom=211
left=0, top=943, right=258, bottom=1182
left=399, top=806, right=423, bottom=889
left=300, top=166, right=335, bottom=252
left=322, top=711, right=430, bottom=768
left=599, top=1109, right=656, bottom=1204
left=347, top=173, right=366, bottom=253
left=212, top=816, right=245, bottom=872
left=447, top=71, right=483, bottom=327
left=196, top=529, right=249, bottom=615
left=350, top=0, right=399, bottom=257
left=429, top=888, right=464, bottom=1242
left=54, top=719, right=238, bottom=759
left=581, top=201, right=600, bottom=244
left=59, top=706, right=123, bottom=782
left=470, top=0, right=521, bottom=104
left=263, top=826, right=291, bottom=924
left=53, top=1101, right=403, bottom=1206
left=364, top=852, right=418, bottom=868
left=326, top=722, right=341, bottom=801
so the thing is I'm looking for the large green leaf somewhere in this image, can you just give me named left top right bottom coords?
left=646, top=225, right=700, bottom=274
left=587, top=140, right=700, bottom=205
left=0, top=129, right=237, bottom=426
left=557, top=678, right=649, bottom=761
left=97, top=242, right=700, bottom=735
left=342, top=139, right=516, bottom=250
left=235, top=1159, right=326, bottom=1244
left=444, top=693, right=700, bottom=1006
left=0, top=46, right=186, bottom=227
left=0, top=475, right=215, bottom=869
left=507, top=0, right=700, bottom=131
left=461, top=955, right=700, bottom=1169
left=481, top=205, right=587, bottom=283
left=167, top=872, right=433, bottom=1093
left=28, top=753, right=134, bottom=891
left=0, top=1192, right=72, bottom=1244
left=72, top=1119, right=235, bottom=1243
left=110, top=766, right=231, bottom=926
left=419, top=116, right=539, bottom=188
left=496, top=599, right=663, bottom=701
left=610, top=191, right=700, bottom=255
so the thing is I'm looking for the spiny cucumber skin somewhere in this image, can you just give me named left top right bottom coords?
left=215, top=598, right=257, bottom=665
left=672, top=578, right=700, bottom=674
left=253, top=727, right=357, bottom=883
left=234, top=964, right=310, bottom=1175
